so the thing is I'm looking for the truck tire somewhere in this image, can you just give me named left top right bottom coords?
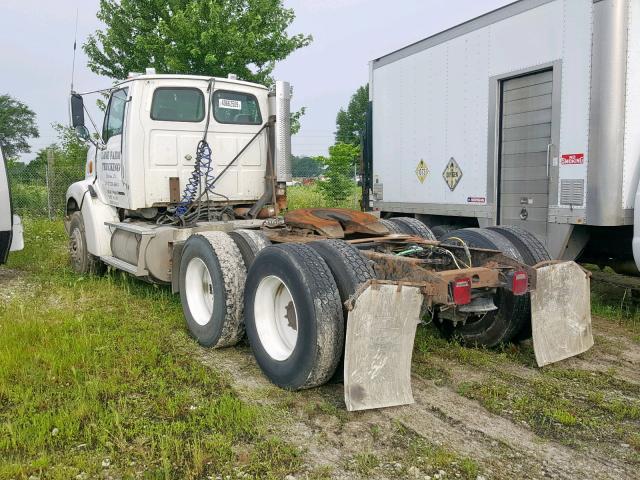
left=388, top=217, right=437, bottom=240
left=431, top=224, right=462, bottom=240
left=308, top=240, right=376, bottom=314
left=488, top=225, right=552, bottom=341
left=179, top=231, right=246, bottom=348
left=244, top=243, right=344, bottom=390
left=487, top=225, right=551, bottom=266
left=308, top=240, right=376, bottom=382
left=379, top=218, right=404, bottom=234
left=229, top=229, right=272, bottom=269
left=68, top=212, right=105, bottom=275
left=439, top=228, right=528, bottom=347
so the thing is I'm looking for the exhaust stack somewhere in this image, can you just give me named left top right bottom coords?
left=272, top=81, right=292, bottom=183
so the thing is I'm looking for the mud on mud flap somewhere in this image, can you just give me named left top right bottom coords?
left=531, top=261, right=593, bottom=367
left=344, top=282, right=423, bottom=411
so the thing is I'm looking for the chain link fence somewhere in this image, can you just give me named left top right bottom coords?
left=8, top=150, right=361, bottom=218
left=8, top=149, right=84, bottom=218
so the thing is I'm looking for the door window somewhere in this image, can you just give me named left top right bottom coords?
left=103, top=88, right=128, bottom=142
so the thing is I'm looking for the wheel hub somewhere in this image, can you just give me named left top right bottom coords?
left=185, top=257, right=214, bottom=326
left=254, top=275, right=298, bottom=361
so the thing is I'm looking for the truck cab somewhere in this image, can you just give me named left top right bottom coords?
left=0, top=147, right=24, bottom=264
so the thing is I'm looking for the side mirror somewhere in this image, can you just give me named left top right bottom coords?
left=70, top=93, right=85, bottom=128
left=75, top=125, right=91, bottom=141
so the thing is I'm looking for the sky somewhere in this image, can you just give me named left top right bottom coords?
left=0, top=0, right=513, bottom=162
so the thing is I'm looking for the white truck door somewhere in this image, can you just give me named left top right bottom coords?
left=98, top=88, right=130, bottom=207
left=0, top=147, right=23, bottom=264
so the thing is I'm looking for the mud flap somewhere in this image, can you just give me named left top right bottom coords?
left=344, top=283, right=423, bottom=411
left=531, top=261, right=593, bottom=367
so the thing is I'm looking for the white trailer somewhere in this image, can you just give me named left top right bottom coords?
left=367, top=0, right=640, bottom=274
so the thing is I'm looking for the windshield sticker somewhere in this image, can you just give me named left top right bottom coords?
left=218, top=98, right=242, bottom=110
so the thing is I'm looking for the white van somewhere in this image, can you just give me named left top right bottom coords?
left=0, top=147, right=24, bottom=263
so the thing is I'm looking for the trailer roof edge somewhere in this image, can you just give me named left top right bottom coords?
left=372, top=0, right=557, bottom=70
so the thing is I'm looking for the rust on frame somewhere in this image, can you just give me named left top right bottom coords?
left=284, top=208, right=390, bottom=238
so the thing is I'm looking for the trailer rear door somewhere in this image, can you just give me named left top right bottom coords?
left=498, top=70, right=553, bottom=239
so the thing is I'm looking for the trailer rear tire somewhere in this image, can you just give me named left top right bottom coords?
left=388, top=217, right=437, bottom=240
left=179, top=232, right=246, bottom=348
left=488, top=225, right=552, bottom=340
left=229, top=229, right=272, bottom=269
left=244, top=244, right=344, bottom=390
left=68, top=212, right=105, bottom=275
left=439, top=228, right=528, bottom=347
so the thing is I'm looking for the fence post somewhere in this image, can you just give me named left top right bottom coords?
left=46, top=148, right=54, bottom=219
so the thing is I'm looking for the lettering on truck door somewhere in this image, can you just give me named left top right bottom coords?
left=99, top=88, right=129, bottom=207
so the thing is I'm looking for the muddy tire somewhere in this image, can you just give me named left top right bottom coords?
left=488, top=225, right=552, bottom=340
left=179, top=232, right=247, bottom=348
left=244, top=243, right=343, bottom=390
left=388, top=217, right=437, bottom=240
left=439, top=228, right=529, bottom=347
left=379, top=218, right=404, bottom=234
left=68, top=212, right=105, bottom=275
left=229, top=229, right=271, bottom=269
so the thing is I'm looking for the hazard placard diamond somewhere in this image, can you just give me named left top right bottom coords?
left=443, top=157, right=463, bottom=191
left=415, top=159, right=429, bottom=184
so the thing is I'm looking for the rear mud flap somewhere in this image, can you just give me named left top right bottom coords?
left=344, top=283, right=422, bottom=411
left=531, top=261, right=593, bottom=367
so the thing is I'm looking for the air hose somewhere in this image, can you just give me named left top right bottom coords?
left=175, top=78, right=216, bottom=218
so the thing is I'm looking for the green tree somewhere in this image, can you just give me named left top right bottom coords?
left=0, top=94, right=39, bottom=158
left=84, top=0, right=312, bottom=85
left=291, top=155, right=323, bottom=178
left=335, top=84, right=368, bottom=146
left=316, top=143, right=358, bottom=203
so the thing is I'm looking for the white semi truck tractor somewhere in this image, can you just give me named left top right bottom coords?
left=66, top=71, right=592, bottom=410
left=364, top=0, right=640, bottom=276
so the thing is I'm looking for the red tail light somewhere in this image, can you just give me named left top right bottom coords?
left=512, top=270, right=528, bottom=295
left=452, top=278, right=472, bottom=305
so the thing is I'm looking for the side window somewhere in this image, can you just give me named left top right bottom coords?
left=213, top=90, right=262, bottom=125
left=103, top=88, right=128, bottom=142
left=151, top=88, right=205, bottom=122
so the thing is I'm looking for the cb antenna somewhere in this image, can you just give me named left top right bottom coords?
left=70, top=8, right=79, bottom=93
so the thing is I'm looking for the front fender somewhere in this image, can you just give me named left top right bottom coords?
left=66, top=180, right=118, bottom=257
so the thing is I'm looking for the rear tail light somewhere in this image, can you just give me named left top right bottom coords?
left=452, top=278, right=472, bottom=305
left=512, top=270, right=528, bottom=295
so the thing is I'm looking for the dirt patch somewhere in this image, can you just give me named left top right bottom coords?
left=193, top=316, right=640, bottom=480
left=0, top=267, right=32, bottom=305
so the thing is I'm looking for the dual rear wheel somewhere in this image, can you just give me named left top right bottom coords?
left=179, top=230, right=374, bottom=390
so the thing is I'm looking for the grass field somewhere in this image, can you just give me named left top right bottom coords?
left=0, top=219, right=300, bottom=479
left=2, top=217, right=639, bottom=479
